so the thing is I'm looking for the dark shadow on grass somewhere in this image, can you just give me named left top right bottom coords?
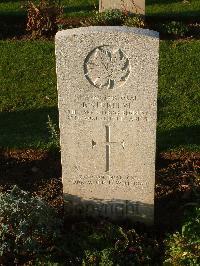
left=147, top=0, right=181, bottom=5
left=0, top=0, right=21, bottom=2
left=0, top=10, right=26, bottom=17
left=146, top=11, right=200, bottom=22
left=63, top=4, right=95, bottom=14
left=0, top=107, right=59, bottom=149
left=157, top=125, right=200, bottom=151
left=0, top=13, right=26, bottom=39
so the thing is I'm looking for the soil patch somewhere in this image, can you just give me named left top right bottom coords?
left=0, top=149, right=63, bottom=214
left=0, top=149, right=199, bottom=231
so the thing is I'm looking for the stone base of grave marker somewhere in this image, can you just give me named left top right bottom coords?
left=55, top=26, right=159, bottom=224
left=99, top=0, right=145, bottom=15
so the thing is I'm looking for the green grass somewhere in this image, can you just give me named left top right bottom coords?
left=147, top=0, right=200, bottom=18
left=158, top=40, right=200, bottom=151
left=0, top=41, right=58, bottom=149
left=0, top=2, right=22, bottom=13
left=0, top=0, right=98, bottom=17
left=62, top=0, right=98, bottom=17
left=0, top=40, right=199, bottom=151
left=0, top=0, right=199, bottom=18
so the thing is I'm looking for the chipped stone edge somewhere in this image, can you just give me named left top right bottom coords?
left=55, top=26, right=159, bottom=40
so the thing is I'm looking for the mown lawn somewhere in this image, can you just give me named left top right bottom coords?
left=158, top=40, right=200, bottom=151
left=147, top=0, right=200, bottom=18
left=0, top=41, right=58, bottom=149
left=0, top=0, right=199, bottom=17
left=0, top=40, right=199, bottom=151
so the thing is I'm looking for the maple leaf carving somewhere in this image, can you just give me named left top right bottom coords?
left=85, top=46, right=130, bottom=89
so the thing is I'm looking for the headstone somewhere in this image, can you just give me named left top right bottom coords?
left=99, top=0, right=145, bottom=15
left=56, top=26, right=159, bottom=224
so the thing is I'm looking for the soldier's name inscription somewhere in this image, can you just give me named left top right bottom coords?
left=64, top=94, right=150, bottom=122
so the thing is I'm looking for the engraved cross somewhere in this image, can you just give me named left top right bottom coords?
left=92, top=126, right=125, bottom=172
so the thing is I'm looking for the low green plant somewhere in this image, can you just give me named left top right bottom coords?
left=164, top=206, right=200, bottom=265
left=123, top=14, right=145, bottom=28
left=47, top=115, right=60, bottom=149
left=81, top=223, right=159, bottom=265
left=92, top=9, right=126, bottom=26
left=160, top=21, right=189, bottom=37
left=0, top=186, right=62, bottom=264
left=33, top=257, right=61, bottom=265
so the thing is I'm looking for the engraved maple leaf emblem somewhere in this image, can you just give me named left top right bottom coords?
left=85, top=46, right=130, bottom=89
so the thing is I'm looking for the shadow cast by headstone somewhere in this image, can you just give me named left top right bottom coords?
left=0, top=107, right=59, bottom=149
left=157, top=125, right=200, bottom=151
left=63, top=193, right=154, bottom=225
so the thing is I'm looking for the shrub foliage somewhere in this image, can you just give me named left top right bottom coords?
left=0, top=186, right=62, bottom=264
left=164, top=207, right=200, bottom=265
left=26, top=0, right=63, bottom=38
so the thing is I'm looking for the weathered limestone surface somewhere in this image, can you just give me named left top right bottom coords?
left=99, top=0, right=145, bottom=15
left=55, top=26, right=159, bottom=224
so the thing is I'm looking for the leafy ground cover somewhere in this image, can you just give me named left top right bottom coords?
left=0, top=40, right=199, bottom=151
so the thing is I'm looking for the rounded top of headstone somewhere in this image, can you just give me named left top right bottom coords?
left=55, top=26, right=159, bottom=40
